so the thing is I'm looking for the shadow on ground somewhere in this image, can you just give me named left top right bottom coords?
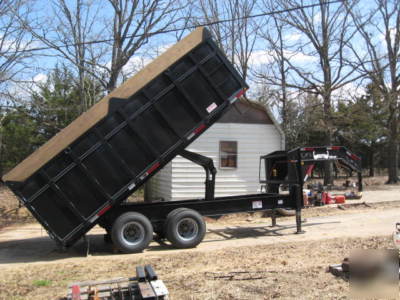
left=0, top=220, right=338, bottom=265
left=205, top=221, right=338, bottom=241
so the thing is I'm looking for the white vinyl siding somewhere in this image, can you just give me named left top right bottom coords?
left=146, top=122, right=282, bottom=201
left=144, top=161, right=172, bottom=201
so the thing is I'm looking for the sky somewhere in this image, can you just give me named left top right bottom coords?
left=6, top=0, right=185, bottom=100
left=5, top=0, right=396, bottom=107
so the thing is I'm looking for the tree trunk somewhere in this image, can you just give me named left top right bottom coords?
left=0, top=128, right=3, bottom=177
left=107, top=71, right=118, bottom=93
left=323, top=132, right=333, bottom=185
left=323, top=112, right=333, bottom=186
left=369, top=146, right=374, bottom=177
left=387, top=117, right=399, bottom=183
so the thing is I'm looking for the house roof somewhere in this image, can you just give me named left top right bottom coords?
left=217, top=98, right=285, bottom=148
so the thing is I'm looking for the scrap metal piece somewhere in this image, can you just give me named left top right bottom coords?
left=329, top=264, right=348, bottom=279
left=138, top=282, right=157, bottom=299
left=67, top=265, right=167, bottom=299
left=145, top=264, right=158, bottom=281
left=150, top=280, right=169, bottom=298
left=88, top=286, right=100, bottom=300
left=136, top=266, right=146, bottom=282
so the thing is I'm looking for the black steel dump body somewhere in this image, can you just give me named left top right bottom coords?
left=2, top=27, right=248, bottom=247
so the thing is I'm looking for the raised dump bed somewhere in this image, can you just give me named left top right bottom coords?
left=2, top=27, right=248, bottom=248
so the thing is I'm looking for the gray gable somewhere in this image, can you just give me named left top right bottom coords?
left=217, top=100, right=273, bottom=124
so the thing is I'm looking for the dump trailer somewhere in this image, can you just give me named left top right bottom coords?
left=3, top=27, right=305, bottom=254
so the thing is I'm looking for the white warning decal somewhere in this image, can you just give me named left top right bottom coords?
left=252, top=200, right=262, bottom=209
left=206, top=102, right=217, bottom=113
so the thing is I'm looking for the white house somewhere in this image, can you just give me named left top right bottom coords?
left=145, top=99, right=284, bottom=201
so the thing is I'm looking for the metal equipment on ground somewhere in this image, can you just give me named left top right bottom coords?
left=67, top=265, right=168, bottom=300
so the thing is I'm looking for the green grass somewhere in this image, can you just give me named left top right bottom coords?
left=32, top=279, right=52, bottom=287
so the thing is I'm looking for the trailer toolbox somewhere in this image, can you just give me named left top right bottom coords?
left=2, top=27, right=248, bottom=247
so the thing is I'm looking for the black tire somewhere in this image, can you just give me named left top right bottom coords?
left=111, top=212, right=153, bottom=253
left=155, top=208, right=189, bottom=239
left=165, top=208, right=206, bottom=249
left=104, top=233, right=112, bottom=244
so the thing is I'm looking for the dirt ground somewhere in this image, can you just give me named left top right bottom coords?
left=0, top=183, right=399, bottom=299
left=0, top=236, right=394, bottom=300
left=0, top=187, right=33, bottom=230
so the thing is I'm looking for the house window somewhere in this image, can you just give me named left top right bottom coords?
left=220, top=141, right=237, bottom=168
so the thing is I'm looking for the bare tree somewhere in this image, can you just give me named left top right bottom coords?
left=52, top=0, right=106, bottom=111
left=254, top=0, right=291, bottom=144
left=17, top=0, right=105, bottom=112
left=347, top=0, right=400, bottom=183
left=191, top=0, right=259, bottom=83
left=260, top=0, right=359, bottom=184
left=0, top=0, right=35, bottom=98
left=103, top=0, right=185, bottom=92
left=53, top=0, right=105, bottom=111
left=19, top=0, right=185, bottom=107
left=0, top=0, right=36, bottom=174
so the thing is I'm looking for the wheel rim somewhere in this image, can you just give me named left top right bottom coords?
left=121, top=221, right=145, bottom=246
left=176, top=218, right=199, bottom=241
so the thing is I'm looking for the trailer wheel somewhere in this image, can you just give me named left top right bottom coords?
left=111, top=212, right=153, bottom=253
left=166, top=208, right=206, bottom=249
left=155, top=208, right=188, bottom=239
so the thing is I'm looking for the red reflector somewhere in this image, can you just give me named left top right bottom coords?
left=306, top=164, right=315, bottom=175
left=194, top=123, right=206, bottom=134
left=350, top=154, right=361, bottom=161
left=97, top=205, right=111, bottom=217
left=331, top=146, right=341, bottom=150
left=147, top=162, right=160, bottom=174
left=303, top=147, right=315, bottom=151
left=235, top=88, right=246, bottom=98
left=71, top=285, right=81, bottom=300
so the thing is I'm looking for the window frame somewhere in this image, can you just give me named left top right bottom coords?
left=219, top=140, right=238, bottom=169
